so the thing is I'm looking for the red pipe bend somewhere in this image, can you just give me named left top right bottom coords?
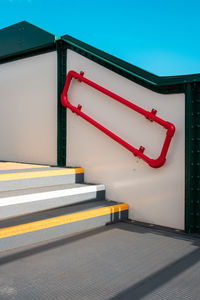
left=61, top=70, right=175, bottom=168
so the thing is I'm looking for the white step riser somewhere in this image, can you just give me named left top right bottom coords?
left=0, top=185, right=105, bottom=220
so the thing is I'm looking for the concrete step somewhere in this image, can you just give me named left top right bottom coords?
left=0, top=183, right=105, bottom=220
left=0, top=200, right=129, bottom=251
left=0, top=164, right=84, bottom=192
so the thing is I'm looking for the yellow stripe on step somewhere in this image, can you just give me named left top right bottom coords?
left=0, top=203, right=128, bottom=238
left=0, top=168, right=84, bottom=181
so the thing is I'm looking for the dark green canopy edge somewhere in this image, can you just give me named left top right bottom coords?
left=0, top=21, right=56, bottom=62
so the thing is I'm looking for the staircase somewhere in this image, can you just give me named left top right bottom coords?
left=0, top=162, right=128, bottom=251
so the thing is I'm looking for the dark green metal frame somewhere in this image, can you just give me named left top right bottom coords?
left=0, top=21, right=56, bottom=62
left=0, top=21, right=200, bottom=233
left=185, top=83, right=200, bottom=233
left=62, top=34, right=200, bottom=92
left=56, top=40, right=67, bottom=166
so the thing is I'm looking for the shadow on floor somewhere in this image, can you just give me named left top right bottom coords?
left=111, top=247, right=200, bottom=300
left=0, top=225, right=112, bottom=266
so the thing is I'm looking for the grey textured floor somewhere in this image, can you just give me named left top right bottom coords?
left=0, top=222, right=200, bottom=300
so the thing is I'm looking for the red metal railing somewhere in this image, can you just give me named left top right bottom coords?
left=61, top=70, right=175, bottom=168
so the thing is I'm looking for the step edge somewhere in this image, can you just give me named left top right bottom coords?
left=0, top=203, right=128, bottom=239
left=0, top=185, right=105, bottom=207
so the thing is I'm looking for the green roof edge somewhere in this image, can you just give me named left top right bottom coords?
left=1, top=21, right=199, bottom=88
left=62, top=34, right=200, bottom=87
left=0, top=21, right=56, bottom=62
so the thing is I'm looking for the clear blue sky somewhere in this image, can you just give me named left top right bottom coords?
left=1, top=0, right=200, bottom=76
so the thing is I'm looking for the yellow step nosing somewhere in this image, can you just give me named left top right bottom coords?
left=0, top=203, right=128, bottom=238
left=0, top=168, right=84, bottom=181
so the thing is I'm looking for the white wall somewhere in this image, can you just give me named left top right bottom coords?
left=0, top=52, right=57, bottom=165
left=67, top=50, right=185, bottom=230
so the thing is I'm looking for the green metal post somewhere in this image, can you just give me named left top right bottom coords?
left=56, top=40, right=67, bottom=166
left=185, top=83, right=200, bottom=233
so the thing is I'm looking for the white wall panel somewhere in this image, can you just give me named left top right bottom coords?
left=67, top=50, right=185, bottom=229
left=0, top=52, right=57, bottom=165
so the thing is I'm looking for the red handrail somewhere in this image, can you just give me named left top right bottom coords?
left=61, top=70, right=175, bottom=168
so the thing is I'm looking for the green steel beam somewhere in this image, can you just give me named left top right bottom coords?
left=62, top=34, right=200, bottom=92
left=185, top=83, right=200, bottom=233
left=56, top=40, right=67, bottom=166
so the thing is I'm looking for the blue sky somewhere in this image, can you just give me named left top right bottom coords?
left=1, top=0, right=200, bottom=76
